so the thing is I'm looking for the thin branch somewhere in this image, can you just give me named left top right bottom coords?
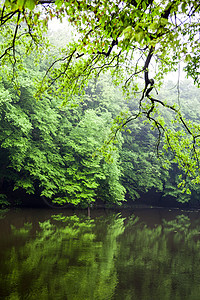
left=0, top=4, right=6, bottom=25
left=12, top=11, right=21, bottom=66
left=106, top=113, right=139, bottom=145
left=0, top=45, right=13, bottom=60
left=177, top=62, right=181, bottom=106
left=0, top=10, right=19, bottom=26
left=43, top=51, right=77, bottom=80
left=124, top=68, right=144, bottom=87
left=145, top=114, right=164, bottom=156
left=188, top=3, right=200, bottom=17
left=46, top=49, right=77, bottom=88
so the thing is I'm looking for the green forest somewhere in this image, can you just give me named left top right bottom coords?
left=0, top=0, right=200, bottom=208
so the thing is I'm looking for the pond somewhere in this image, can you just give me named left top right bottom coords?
left=1, top=207, right=200, bottom=300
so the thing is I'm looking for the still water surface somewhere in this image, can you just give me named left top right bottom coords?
left=1, top=207, right=200, bottom=300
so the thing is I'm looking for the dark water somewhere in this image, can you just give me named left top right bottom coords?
left=1, top=207, right=200, bottom=300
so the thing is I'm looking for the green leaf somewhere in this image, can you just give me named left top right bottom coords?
left=25, top=0, right=36, bottom=10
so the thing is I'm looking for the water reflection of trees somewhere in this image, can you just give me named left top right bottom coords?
left=1, top=212, right=200, bottom=299
left=0, top=214, right=124, bottom=300
left=116, top=214, right=200, bottom=300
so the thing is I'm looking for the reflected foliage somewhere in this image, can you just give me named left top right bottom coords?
left=1, top=210, right=200, bottom=299
left=0, top=213, right=124, bottom=299
left=116, top=213, right=200, bottom=299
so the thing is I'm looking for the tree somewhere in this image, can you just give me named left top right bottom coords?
left=0, top=61, right=127, bottom=207
left=56, top=109, right=125, bottom=206
left=1, top=0, right=200, bottom=190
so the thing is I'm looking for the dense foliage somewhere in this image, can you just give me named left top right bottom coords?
left=0, top=64, right=127, bottom=207
left=0, top=57, right=200, bottom=207
left=0, top=0, right=200, bottom=207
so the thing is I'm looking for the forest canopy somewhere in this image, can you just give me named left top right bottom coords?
left=0, top=0, right=200, bottom=207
